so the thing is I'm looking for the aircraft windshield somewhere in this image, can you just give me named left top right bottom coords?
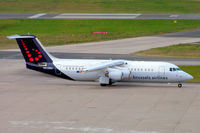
left=170, top=67, right=181, bottom=71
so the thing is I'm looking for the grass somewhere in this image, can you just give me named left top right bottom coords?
left=180, top=66, right=200, bottom=82
left=1, top=19, right=200, bottom=49
left=132, top=43, right=200, bottom=58
left=0, top=0, right=200, bottom=14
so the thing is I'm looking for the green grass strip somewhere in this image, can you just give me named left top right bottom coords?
left=180, top=66, right=200, bottom=82
left=0, top=0, right=200, bottom=14
left=132, top=43, right=200, bottom=58
left=1, top=19, right=200, bottom=49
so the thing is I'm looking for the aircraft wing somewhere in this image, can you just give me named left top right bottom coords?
left=84, top=60, right=125, bottom=72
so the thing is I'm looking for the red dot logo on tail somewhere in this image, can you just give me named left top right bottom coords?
left=38, top=55, right=42, bottom=58
left=31, top=48, right=43, bottom=62
left=29, top=58, right=34, bottom=62
left=35, top=57, right=39, bottom=61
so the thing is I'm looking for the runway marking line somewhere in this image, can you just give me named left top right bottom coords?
left=9, top=120, right=158, bottom=133
left=53, top=13, right=141, bottom=19
left=170, top=15, right=179, bottom=18
left=28, top=13, right=46, bottom=19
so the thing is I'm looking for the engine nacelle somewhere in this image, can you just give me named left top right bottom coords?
left=120, top=69, right=131, bottom=79
left=108, top=69, right=131, bottom=81
left=108, top=71, right=123, bottom=80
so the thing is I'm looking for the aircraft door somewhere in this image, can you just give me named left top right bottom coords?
left=175, top=68, right=179, bottom=79
left=158, top=66, right=165, bottom=76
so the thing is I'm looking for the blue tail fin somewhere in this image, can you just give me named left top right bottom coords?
left=7, top=35, right=53, bottom=63
left=7, top=34, right=74, bottom=80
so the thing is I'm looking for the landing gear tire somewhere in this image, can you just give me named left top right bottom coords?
left=100, top=84, right=107, bottom=86
left=109, top=79, right=113, bottom=85
left=178, top=83, right=182, bottom=88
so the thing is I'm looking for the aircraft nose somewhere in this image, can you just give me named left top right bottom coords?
left=180, top=72, right=193, bottom=81
left=186, top=73, right=193, bottom=80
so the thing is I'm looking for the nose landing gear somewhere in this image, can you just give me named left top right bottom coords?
left=178, top=83, right=182, bottom=88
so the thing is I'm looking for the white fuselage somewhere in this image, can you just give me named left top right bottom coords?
left=53, top=59, right=193, bottom=83
left=8, top=34, right=193, bottom=87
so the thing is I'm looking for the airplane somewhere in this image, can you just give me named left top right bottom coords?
left=7, top=34, right=193, bottom=88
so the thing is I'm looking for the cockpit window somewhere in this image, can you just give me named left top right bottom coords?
left=170, top=67, right=181, bottom=71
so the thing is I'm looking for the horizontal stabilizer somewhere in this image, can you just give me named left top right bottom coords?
left=7, top=35, right=35, bottom=39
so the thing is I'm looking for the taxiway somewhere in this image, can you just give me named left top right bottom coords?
left=0, top=59, right=199, bottom=133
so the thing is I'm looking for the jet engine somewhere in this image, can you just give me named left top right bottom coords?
left=108, top=69, right=131, bottom=81
left=108, top=71, right=123, bottom=80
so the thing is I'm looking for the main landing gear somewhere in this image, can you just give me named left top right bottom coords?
left=100, top=79, right=113, bottom=86
left=100, top=84, right=107, bottom=86
left=178, top=83, right=182, bottom=88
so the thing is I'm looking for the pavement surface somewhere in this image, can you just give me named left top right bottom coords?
left=1, top=13, right=200, bottom=19
left=0, top=51, right=200, bottom=66
left=44, top=30, right=200, bottom=54
left=0, top=30, right=200, bottom=65
left=2, top=29, right=200, bottom=66
left=4, top=30, right=200, bottom=55
left=0, top=59, right=200, bottom=133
